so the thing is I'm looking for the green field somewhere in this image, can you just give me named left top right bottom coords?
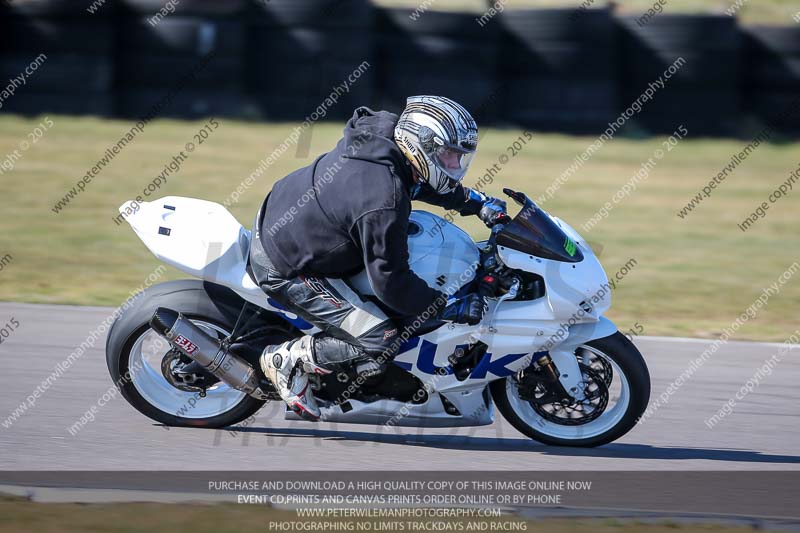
left=375, top=0, right=800, bottom=24
left=0, top=114, right=798, bottom=341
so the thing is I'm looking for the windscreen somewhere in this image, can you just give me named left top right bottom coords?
left=496, top=199, right=584, bottom=263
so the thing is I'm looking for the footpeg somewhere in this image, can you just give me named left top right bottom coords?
left=448, top=343, right=488, bottom=381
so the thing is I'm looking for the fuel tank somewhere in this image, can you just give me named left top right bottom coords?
left=349, top=211, right=480, bottom=297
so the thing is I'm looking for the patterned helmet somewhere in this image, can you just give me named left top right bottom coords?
left=394, top=95, right=478, bottom=194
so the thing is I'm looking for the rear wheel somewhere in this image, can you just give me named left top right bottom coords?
left=491, top=331, right=650, bottom=447
left=106, top=280, right=294, bottom=428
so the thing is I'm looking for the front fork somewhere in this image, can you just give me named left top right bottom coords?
left=527, top=317, right=619, bottom=401
left=545, top=348, right=586, bottom=401
left=516, top=353, right=575, bottom=403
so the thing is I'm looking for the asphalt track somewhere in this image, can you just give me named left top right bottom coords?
left=1, top=302, right=799, bottom=472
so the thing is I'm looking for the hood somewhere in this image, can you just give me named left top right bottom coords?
left=337, top=107, right=413, bottom=181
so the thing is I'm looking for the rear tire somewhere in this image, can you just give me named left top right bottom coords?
left=491, top=331, right=650, bottom=447
left=106, top=280, right=290, bottom=428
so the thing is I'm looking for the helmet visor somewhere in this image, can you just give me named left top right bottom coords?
left=431, top=145, right=475, bottom=182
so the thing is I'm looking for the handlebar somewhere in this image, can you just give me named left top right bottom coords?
left=502, top=188, right=528, bottom=206
left=486, top=221, right=504, bottom=248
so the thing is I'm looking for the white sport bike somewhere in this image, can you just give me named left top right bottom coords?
left=107, top=188, right=650, bottom=447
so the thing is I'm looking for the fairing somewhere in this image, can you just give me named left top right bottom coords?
left=496, top=199, right=583, bottom=263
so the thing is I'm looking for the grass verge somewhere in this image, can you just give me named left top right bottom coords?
left=0, top=114, right=797, bottom=341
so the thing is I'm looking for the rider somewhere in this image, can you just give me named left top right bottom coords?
left=249, top=95, right=508, bottom=420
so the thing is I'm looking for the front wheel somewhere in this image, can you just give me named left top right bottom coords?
left=491, top=331, right=650, bottom=447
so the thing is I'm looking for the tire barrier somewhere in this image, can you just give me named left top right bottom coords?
left=497, top=7, right=618, bottom=134
left=375, top=8, right=500, bottom=119
left=116, top=0, right=247, bottom=119
left=117, top=18, right=245, bottom=90
left=119, top=0, right=246, bottom=17
left=743, top=26, right=800, bottom=133
left=247, top=0, right=375, bottom=119
left=116, top=90, right=255, bottom=121
left=0, top=0, right=113, bottom=17
left=617, top=14, right=742, bottom=135
left=0, top=2, right=797, bottom=138
left=246, top=0, right=372, bottom=28
left=0, top=13, right=114, bottom=116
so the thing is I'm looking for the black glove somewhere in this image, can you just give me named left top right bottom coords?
left=478, top=197, right=508, bottom=227
left=440, top=294, right=487, bottom=326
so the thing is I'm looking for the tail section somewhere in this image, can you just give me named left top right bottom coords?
left=119, top=196, right=261, bottom=297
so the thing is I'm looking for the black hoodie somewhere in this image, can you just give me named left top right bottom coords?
left=259, top=107, right=482, bottom=316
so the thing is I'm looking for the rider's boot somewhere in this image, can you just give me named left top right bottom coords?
left=260, top=336, right=330, bottom=421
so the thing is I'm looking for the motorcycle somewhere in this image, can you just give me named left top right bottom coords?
left=107, top=188, right=650, bottom=447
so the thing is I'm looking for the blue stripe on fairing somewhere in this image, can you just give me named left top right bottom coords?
left=267, top=297, right=314, bottom=330
left=266, top=304, right=538, bottom=380
left=392, top=337, right=421, bottom=371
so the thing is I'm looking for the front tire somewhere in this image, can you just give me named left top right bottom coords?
left=491, top=331, right=650, bottom=447
left=106, top=280, right=289, bottom=428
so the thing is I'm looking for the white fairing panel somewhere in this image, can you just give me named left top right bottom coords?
left=349, top=211, right=480, bottom=297
left=119, top=196, right=263, bottom=299
left=496, top=213, right=610, bottom=322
